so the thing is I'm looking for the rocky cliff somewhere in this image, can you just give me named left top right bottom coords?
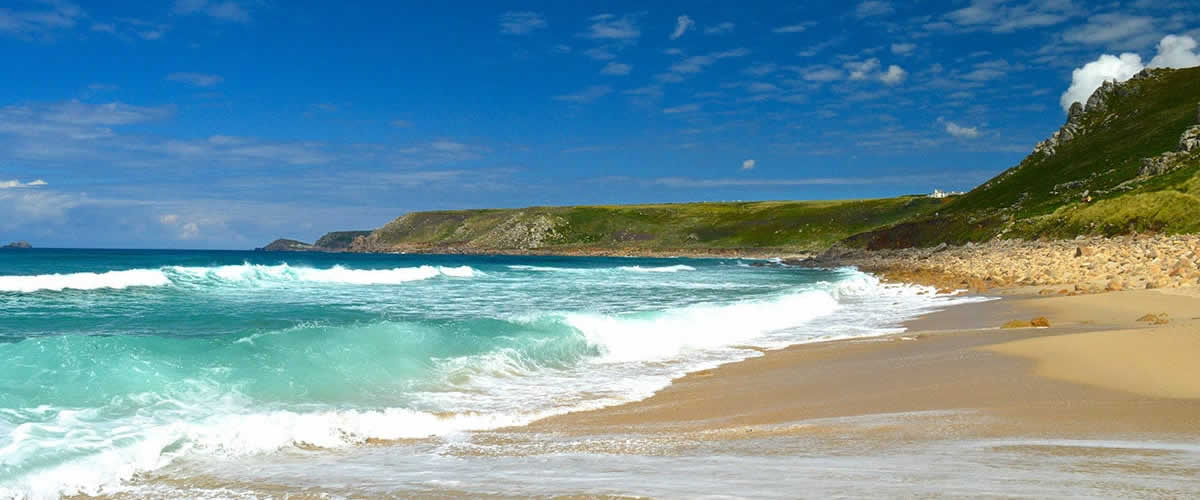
left=849, top=65, right=1200, bottom=248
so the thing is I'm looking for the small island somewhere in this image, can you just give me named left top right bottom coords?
left=2, top=241, right=32, bottom=249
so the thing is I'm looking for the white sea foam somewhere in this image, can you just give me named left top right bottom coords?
left=507, top=264, right=696, bottom=273
left=565, top=290, right=838, bottom=362
left=0, top=264, right=481, bottom=294
left=169, top=263, right=481, bottom=285
left=617, top=264, right=696, bottom=273
left=0, top=402, right=545, bottom=500
left=0, top=267, right=989, bottom=499
left=0, top=269, right=170, bottom=293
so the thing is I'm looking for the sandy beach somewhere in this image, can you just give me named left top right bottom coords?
left=530, top=287, right=1200, bottom=438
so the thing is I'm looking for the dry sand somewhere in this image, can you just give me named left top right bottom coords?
left=527, top=288, right=1200, bottom=440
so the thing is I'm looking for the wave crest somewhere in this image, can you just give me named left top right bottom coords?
left=0, top=269, right=170, bottom=293
left=0, top=264, right=482, bottom=293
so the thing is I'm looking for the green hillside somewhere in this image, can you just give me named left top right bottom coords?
left=353, top=197, right=950, bottom=254
left=848, top=66, right=1200, bottom=249
left=278, top=67, right=1200, bottom=255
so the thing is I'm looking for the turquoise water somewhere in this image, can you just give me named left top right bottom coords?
left=0, top=249, right=976, bottom=498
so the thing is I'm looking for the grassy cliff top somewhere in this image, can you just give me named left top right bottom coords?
left=363, top=197, right=950, bottom=253
left=849, top=66, right=1200, bottom=249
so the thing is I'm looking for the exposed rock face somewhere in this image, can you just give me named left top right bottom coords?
left=1138, top=123, right=1200, bottom=177
left=1033, top=102, right=1085, bottom=157
left=465, top=213, right=565, bottom=250
left=313, top=230, right=372, bottom=250
left=2, top=241, right=32, bottom=249
left=1034, top=74, right=1149, bottom=158
left=823, top=234, right=1200, bottom=293
left=1180, top=125, right=1200, bottom=153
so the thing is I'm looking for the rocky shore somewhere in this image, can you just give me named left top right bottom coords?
left=816, top=234, right=1200, bottom=293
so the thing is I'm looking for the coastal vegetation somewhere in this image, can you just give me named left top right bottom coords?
left=268, top=67, right=1200, bottom=254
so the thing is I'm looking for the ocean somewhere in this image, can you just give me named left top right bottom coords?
left=0, top=249, right=984, bottom=498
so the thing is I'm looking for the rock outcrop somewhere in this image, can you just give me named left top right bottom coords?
left=313, top=231, right=372, bottom=250
left=1033, top=102, right=1085, bottom=157
left=821, top=234, right=1200, bottom=293
left=2, top=241, right=32, bottom=249
left=1137, top=108, right=1200, bottom=177
left=257, top=239, right=314, bottom=251
left=1180, top=124, right=1200, bottom=153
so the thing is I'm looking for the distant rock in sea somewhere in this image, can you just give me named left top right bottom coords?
left=2, top=241, right=32, bottom=249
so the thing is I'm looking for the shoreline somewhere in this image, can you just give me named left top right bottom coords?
left=521, top=286, right=1200, bottom=440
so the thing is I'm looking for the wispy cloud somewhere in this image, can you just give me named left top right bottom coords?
left=499, top=11, right=547, bottom=35
left=663, top=103, right=701, bottom=114
left=582, top=13, right=640, bottom=41
left=0, top=0, right=84, bottom=39
left=172, top=0, right=250, bottom=22
left=0, top=179, right=48, bottom=189
left=166, top=72, right=223, bottom=87
left=664, top=48, right=751, bottom=78
left=704, top=22, right=735, bottom=35
left=855, top=1, right=894, bottom=19
left=553, top=85, right=613, bottom=103
left=932, top=0, right=1077, bottom=34
left=772, top=23, right=812, bottom=34
left=669, top=15, right=694, bottom=40
left=891, top=42, right=916, bottom=55
left=600, top=61, right=632, bottom=75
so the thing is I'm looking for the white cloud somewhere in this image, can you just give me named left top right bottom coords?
left=1057, top=34, right=1200, bottom=111
left=166, top=72, right=223, bottom=87
left=846, top=59, right=881, bottom=80
left=553, top=85, right=613, bottom=103
left=704, top=22, right=735, bottom=35
left=1148, top=35, right=1200, bottom=69
left=669, top=15, right=693, bottom=40
left=891, top=43, right=916, bottom=55
left=942, top=119, right=981, bottom=138
left=663, top=103, right=701, bottom=114
left=855, top=1, right=894, bottom=18
left=772, top=23, right=811, bottom=34
left=172, top=0, right=250, bottom=23
left=180, top=222, right=200, bottom=239
left=880, top=64, right=907, bottom=85
left=600, top=62, right=632, bottom=75
left=804, top=67, right=845, bottom=82
left=499, top=11, right=547, bottom=35
left=158, top=213, right=201, bottom=239
left=0, top=179, right=48, bottom=189
left=741, top=159, right=756, bottom=170
left=583, top=14, right=639, bottom=40
left=391, top=119, right=412, bottom=128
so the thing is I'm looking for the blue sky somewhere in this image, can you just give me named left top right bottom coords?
left=1, top=0, right=1198, bottom=248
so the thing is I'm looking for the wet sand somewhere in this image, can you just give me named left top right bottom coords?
left=527, top=288, right=1200, bottom=440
